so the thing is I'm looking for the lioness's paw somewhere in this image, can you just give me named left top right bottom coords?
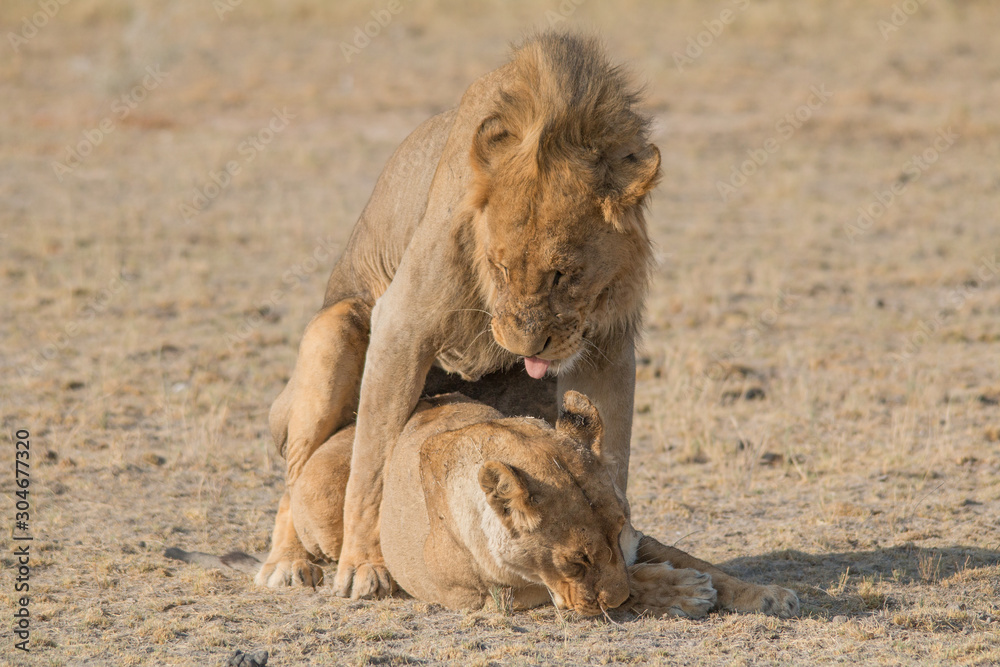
left=254, top=559, right=324, bottom=589
left=627, top=565, right=718, bottom=619
left=731, top=583, right=800, bottom=617
left=333, top=561, right=394, bottom=599
left=754, top=584, right=800, bottom=618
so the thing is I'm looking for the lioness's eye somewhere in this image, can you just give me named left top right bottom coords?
left=552, top=270, right=563, bottom=287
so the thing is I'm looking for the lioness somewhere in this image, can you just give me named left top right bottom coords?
left=270, top=32, right=662, bottom=598
left=259, top=390, right=800, bottom=619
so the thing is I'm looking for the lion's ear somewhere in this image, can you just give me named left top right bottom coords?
left=479, top=461, right=540, bottom=533
left=599, top=143, right=661, bottom=231
left=470, top=115, right=519, bottom=210
left=471, top=115, right=516, bottom=175
left=556, top=390, right=605, bottom=460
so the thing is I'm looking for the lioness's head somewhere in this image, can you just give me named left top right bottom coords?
left=477, top=391, right=630, bottom=615
left=468, top=33, right=660, bottom=378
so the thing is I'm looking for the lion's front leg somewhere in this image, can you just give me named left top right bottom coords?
left=635, top=534, right=800, bottom=617
left=271, top=298, right=372, bottom=484
left=557, top=336, right=636, bottom=492
left=333, top=292, right=436, bottom=599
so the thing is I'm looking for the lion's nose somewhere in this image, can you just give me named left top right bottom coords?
left=494, top=322, right=550, bottom=358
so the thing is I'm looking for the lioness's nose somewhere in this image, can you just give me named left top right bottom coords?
left=600, top=578, right=630, bottom=610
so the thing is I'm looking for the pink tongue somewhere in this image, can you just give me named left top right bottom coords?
left=524, top=356, right=551, bottom=379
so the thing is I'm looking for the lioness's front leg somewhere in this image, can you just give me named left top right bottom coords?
left=635, top=534, right=800, bottom=617
left=333, top=287, right=436, bottom=599
left=626, top=564, right=717, bottom=618
left=557, top=336, right=636, bottom=492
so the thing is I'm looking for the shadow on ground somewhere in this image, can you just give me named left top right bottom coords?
left=721, top=546, right=1000, bottom=617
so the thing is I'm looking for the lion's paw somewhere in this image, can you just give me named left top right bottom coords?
left=254, top=558, right=324, bottom=589
left=627, top=564, right=718, bottom=619
left=333, top=560, right=394, bottom=599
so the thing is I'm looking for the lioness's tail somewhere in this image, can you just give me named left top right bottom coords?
left=164, top=547, right=264, bottom=576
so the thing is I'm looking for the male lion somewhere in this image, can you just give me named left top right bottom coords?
left=268, top=32, right=662, bottom=598
left=257, top=390, right=800, bottom=618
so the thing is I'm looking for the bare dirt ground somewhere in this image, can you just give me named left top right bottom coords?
left=2, top=0, right=999, bottom=664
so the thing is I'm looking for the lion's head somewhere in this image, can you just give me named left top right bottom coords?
left=467, top=33, right=660, bottom=378
left=476, top=391, right=630, bottom=615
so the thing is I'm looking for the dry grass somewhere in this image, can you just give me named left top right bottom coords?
left=2, top=0, right=1000, bottom=664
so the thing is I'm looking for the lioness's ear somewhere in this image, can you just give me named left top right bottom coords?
left=557, top=390, right=605, bottom=460
left=599, top=143, right=661, bottom=231
left=479, top=461, right=540, bottom=534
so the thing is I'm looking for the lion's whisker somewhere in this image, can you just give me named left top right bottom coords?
left=468, top=325, right=495, bottom=348
left=582, top=336, right=613, bottom=366
left=446, top=308, right=495, bottom=318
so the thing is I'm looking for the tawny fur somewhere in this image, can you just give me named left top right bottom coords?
left=256, top=391, right=800, bottom=618
left=267, top=32, right=662, bottom=598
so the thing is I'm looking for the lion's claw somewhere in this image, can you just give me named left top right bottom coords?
left=334, top=561, right=394, bottom=599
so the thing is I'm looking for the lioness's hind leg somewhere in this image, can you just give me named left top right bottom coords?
left=635, top=534, right=799, bottom=617
left=255, top=490, right=325, bottom=589
left=288, top=427, right=354, bottom=562
left=272, top=298, right=372, bottom=483
left=626, top=564, right=717, bottom=618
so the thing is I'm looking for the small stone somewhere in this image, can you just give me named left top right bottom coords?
left=225, top=649, right=269, bottom=666
left=759, top=452, right=784, bottom=466
left=978, top=392, right=1000, bottom=406
left=720, top=386, right=766, bottom=404
left=142, top=452, right=167, bottom=466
